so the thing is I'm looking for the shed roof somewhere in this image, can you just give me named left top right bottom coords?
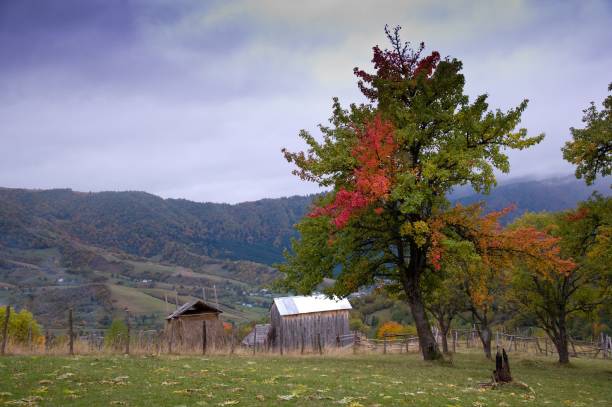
left=166, top=299, right=222, bottom=320
left=273, top=295, right=352, bottom=316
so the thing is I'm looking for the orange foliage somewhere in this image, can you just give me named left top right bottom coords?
left=429, top=203, right=575, bottom=278
left=376, top=321, right=415, bottom=338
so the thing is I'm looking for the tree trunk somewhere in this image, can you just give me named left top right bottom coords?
left=438, top=319, right=450, bottom=354
left=553, top=320, right=570, bottom=364
left=478, top=325, right=493, bottom=359
left=401, top=248, right=441, bottom=360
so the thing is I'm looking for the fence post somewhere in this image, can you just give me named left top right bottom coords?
left=253, top=325, right=257, bottom=355
left=202, top=320, right=207, bottom=355
left=317, top=333, right=322, bottom=355
left=383, top=334, right=387, bottom=354
left=125, top=309, right=131, bottom=355
left=452, top=330, right=456, bottom=353
left=353, top=332, right=358, bottom=355
left=230, top=324, right=235, bottom=355
left=1, top=305, right=10, bottom=355
left=336, top=334, right=340, bottom=348
left=27, top=322, right=32, bottom=351
left=68, top=308, right=74, bottom=356
left=45, top=330, right=50, bottom=353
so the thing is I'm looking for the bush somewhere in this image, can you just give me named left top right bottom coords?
left=376, top=321, right=417, bottom=339
left=104, top=319, right=128, bottom=350
left=0, top=306, right=43, bottom=344
left=349, top=317, right=369, bottom=334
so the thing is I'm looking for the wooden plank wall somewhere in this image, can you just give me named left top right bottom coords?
left=165, top=315, right=226, bottom=351
left=270, top=305, right=350, bottom=351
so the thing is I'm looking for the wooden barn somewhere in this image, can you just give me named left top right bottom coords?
left=165, top=300, right=226, bottom=352
left=270, top=295, right=352, bottom=352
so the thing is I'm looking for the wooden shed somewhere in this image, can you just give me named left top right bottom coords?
left=241, top=324, right=272, bottom=349
left=270, top=295, right=352, bottom=352
left=165, top=300, right=226, bottom=351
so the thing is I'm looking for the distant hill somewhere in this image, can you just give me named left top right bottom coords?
left=0, top=175, right=608, bottom=265
left=453, top=175, right=610, bottom=222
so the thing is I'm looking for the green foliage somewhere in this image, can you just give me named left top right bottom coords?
left=0, top=306, right=42, bottom=344
left=562, top=83, right=612, bottom=185
left=104, top=319, right=128, bottom=350
left=349, top=316, right=369, bottom=335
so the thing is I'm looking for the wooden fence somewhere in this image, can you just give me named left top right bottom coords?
left=2, top=304, right=611, bottom=358
left=350, top=328, right=612, bottom=360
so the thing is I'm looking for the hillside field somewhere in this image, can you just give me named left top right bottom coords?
left=1, top=353, right=610, bottom=406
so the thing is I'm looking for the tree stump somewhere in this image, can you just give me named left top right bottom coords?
left=493, top=348, right=512, bottom=383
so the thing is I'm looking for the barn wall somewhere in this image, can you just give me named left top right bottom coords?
left=270, top=304, right=350, bottom=351
left=165, top=314, right=226, bottom=351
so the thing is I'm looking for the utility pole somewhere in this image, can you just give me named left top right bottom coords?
left=213, top=285, right=219, bottom=309
left=201, top=287, right=206, bottom=302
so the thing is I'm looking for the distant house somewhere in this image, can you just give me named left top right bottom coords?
left=165, top=300, right=226, bottom=351
left=241, top=323, right=272, bottom=349
left=270, top=295, right=352, bottom=352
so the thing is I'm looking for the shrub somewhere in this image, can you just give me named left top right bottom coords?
left=0, top=306, right=43, bottom=344
left=104, top=319, right=128, bottom=350
left=376, top=321, right=417, bottom=339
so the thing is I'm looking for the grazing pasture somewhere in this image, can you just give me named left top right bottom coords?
left=0, top=353, right=610, bottom=406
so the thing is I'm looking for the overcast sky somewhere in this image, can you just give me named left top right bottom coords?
left=1, top=1, right=610, bottom=203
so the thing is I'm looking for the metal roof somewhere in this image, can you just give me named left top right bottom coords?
left=273, top=294, right=352, bottom=316
left=166, top=299, right=222, bottom=320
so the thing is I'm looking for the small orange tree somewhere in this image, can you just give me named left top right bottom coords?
left=376, top=321, right=416, bottom=339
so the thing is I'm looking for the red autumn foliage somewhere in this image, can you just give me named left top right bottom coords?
left=353, top=32, right=440, bottom=101
left=309, top=115, right=398, bottom=228
left=565, top=206, right=589, bottom=222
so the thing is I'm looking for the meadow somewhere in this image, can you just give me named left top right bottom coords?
left=0, top=352, right=610, bottom=406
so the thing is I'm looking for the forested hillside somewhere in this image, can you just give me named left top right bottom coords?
left=0, top=175, right=607, bottom=265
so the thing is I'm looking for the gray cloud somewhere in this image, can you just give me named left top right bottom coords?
left=0, top=0, right=610, bottom=203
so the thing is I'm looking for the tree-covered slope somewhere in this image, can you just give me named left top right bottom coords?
left=0, top=175, right=607, bottom=265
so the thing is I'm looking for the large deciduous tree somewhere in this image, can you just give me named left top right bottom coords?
left=279, top=26, right=544, bottom=360
left=510, top=196, right=611, bottom=364
left=562, top=83, right=611, bottom=185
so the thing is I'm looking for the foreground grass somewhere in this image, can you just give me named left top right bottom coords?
left=0, top=353, right=610, bottom=406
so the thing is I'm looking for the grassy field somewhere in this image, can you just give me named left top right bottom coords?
left=0, top=353, right=610, bottom=406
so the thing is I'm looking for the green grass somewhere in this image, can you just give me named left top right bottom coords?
left=107, top=284, right=170, bottom=314
left=0, top=353, right=610, bottom=406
